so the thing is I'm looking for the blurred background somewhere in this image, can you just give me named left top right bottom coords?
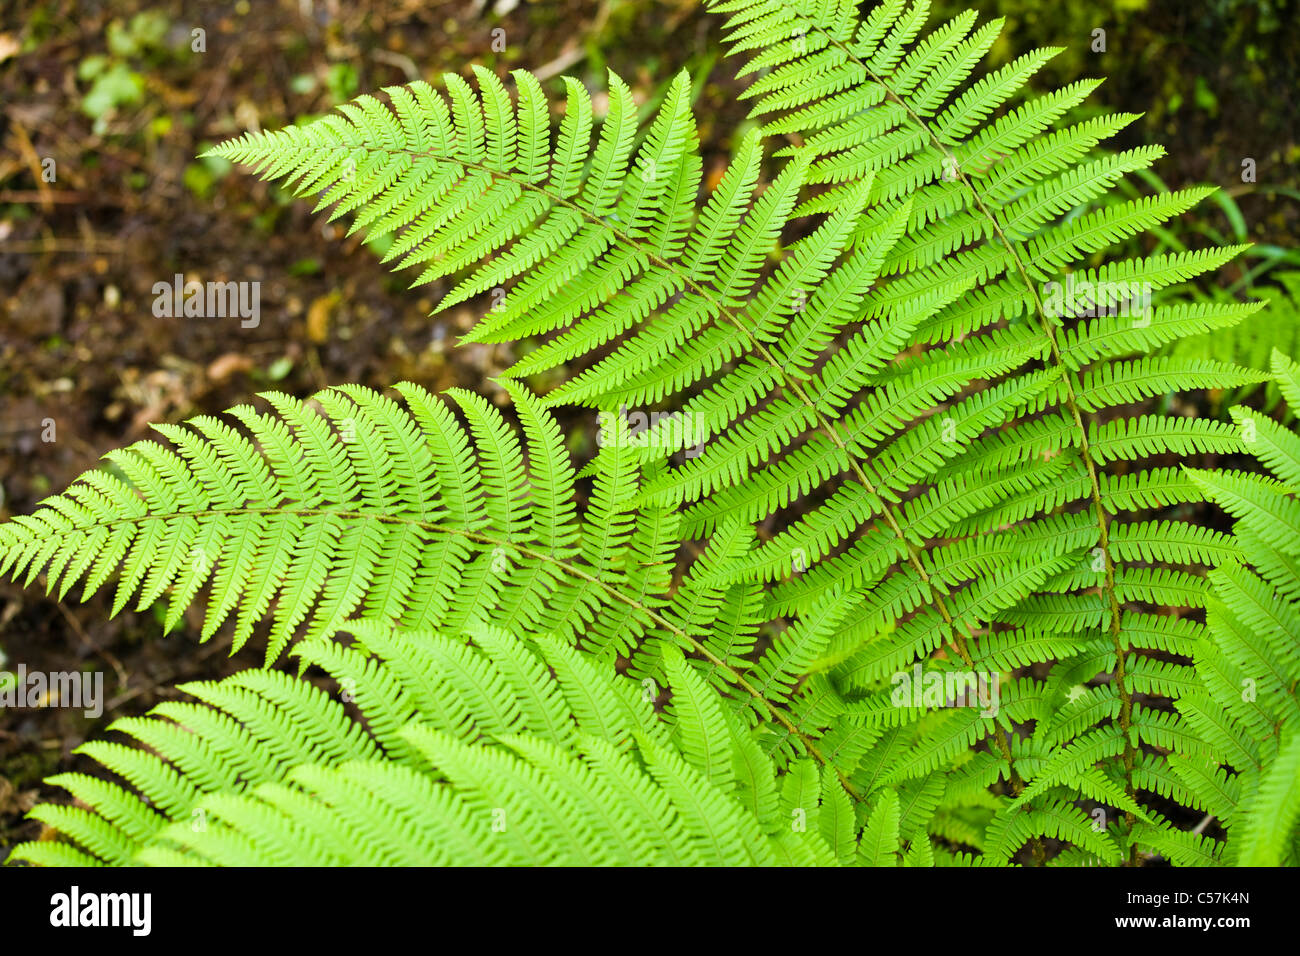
left=0, top=0, right=1296, bottom=852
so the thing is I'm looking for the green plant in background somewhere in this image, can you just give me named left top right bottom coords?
left=182, top=150, right=233, bottom=201
left=1085, top=162, right=1300, bottom=413
left=1173, top=273, right=1300, bottom=414
left=78, top=9, right=171, bottom=133
left=325, top=62, right=361, bottom=105
left=78, top=58, right=145, bottom=130
left=929, top=0, right=1297, bottom=138
left=3, top=0, right=1296, bottom=866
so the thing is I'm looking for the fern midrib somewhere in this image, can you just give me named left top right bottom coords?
left=24, top=501, right=863, bottom=802
left=746, top=0, right=1138, bottom=839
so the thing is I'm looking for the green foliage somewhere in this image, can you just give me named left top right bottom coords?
left=14, top=620, right=849, bottom=866
left=3, top=0, right=1294, bottom=866
left=1173, top=273, right=1300, bottom=413
left=78, top=9, right=174, bottom=132
left=1182, top=350, right=1300, bottom=866
left=0, top=383, right=700, bottom=670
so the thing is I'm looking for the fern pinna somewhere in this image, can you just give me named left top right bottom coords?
left=1175, top=351, right=1300, bottom=866
left=18, top=619, right=853, bottom=866
left=1173, top=271, right=1300, bottom=414
left=1, top=1, right=1291, bottom=866
left=1, top=386, right=859, bottom=865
